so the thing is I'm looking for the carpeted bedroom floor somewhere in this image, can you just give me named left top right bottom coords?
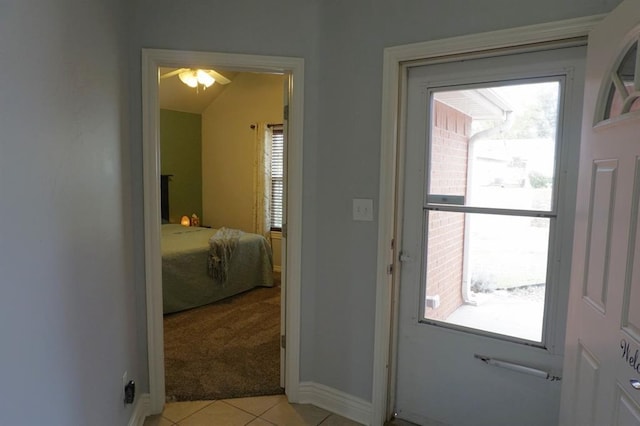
left=163, top=280, right=283, bottom=401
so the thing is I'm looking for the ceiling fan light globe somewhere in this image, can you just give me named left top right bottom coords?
left=196, top=69, right=215, bottom=87
left=178, top=71, right=198, bottom=88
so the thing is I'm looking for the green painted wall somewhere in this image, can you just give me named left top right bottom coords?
left=160, top=109, right=202, bottom=224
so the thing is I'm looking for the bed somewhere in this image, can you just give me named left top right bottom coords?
left=161, top=224, right=274, bottom=314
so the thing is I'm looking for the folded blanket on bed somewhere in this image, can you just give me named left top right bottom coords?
left=208, top=227, right=244, bottom=283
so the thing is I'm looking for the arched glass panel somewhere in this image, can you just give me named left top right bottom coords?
left=603, top=41, right=639, bottom=120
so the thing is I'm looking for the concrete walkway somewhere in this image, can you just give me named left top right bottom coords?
left=445, top=286, right=545, bottom=341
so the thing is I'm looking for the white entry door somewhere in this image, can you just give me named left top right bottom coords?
left=395, top=45, right=587, bottom=425
left=560, top=1, right=640, bottom=425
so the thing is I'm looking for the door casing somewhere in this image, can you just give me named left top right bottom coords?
left=141, top=49, right=304, bottom=414
left=373, top=15, right=605, bottom=426
left=396, top=46, right=584, bottom=425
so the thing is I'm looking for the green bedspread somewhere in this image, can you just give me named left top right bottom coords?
left=162, top=224, right=274, bottom=314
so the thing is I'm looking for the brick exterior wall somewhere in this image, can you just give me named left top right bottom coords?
left=424, top=101, right=471, bottom=321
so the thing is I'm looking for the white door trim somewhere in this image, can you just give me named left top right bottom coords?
left=142, top=49, right=304, bottom=414
left=372, top=15, right=605, bottom=426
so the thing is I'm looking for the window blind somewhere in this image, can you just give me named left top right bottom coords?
left=271, top=125, right=284, bottom=230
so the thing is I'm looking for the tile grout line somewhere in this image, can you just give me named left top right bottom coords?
left=220, top=397, right=282, bottom=418
left=166, top=399, right=217, bottom=424
left=316, top=413, right=333, bottom=425
left=214, top=400, right=259, bottom=426
left=249, top=415, right=277, bottom=426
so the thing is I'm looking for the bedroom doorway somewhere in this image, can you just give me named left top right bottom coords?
left=159, top=70, right=285, bottom=401
left=142, top=50, right=304, bottom=414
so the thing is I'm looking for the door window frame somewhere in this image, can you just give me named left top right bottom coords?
left=372, top=15, right=605, bottom=426
left=596, top=35, right=640, bottom=124
left=417, top=76, right=566, bottom=347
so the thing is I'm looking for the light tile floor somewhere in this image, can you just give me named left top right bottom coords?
left=143, top=395, right=363, bottom=426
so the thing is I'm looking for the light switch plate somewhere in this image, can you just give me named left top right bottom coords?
left=353, top=198, right=374, bottom=221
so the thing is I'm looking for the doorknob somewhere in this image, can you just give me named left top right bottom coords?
left=631, top=379, right=640, bottom=390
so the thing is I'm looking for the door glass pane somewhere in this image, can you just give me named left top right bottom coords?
left=423, top=211, right=549, bottom=342
left=423, top=80, right=561, bottom=343
left=604, top=42, right=638, bottom=120
left=429, top=81, right=560, bottom=212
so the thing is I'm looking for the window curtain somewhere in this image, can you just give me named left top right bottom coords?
left=254, top=122, right=272, bottom=238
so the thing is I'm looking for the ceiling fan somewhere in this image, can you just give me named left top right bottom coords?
left=160, top=68, right=231, bottom=89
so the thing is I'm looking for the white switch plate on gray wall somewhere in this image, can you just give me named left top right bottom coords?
left=353, top=198, right=374, bottom=221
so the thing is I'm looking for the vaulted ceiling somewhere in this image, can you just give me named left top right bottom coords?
left=159, top=67, right=238, bottom=114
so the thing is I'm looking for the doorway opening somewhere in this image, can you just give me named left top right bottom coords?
left=371, top=16, right=602, bottom=426
left=392, top=46, right=585, bottom=425
left=159, top=69, right=285, bottom=401
left=142, top=49, right=304, bottom=414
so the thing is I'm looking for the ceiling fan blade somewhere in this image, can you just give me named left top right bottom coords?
left=161, top=68, right=231, bottom=85
left=160, top=68, right=189, bottom=79
left=205, top=69, right=231, bottom=85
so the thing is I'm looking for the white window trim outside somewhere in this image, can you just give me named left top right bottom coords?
left=372, top=15, right=605, bottom=426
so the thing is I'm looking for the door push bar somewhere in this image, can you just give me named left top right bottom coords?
left=474, top=354, right=562, bottom=381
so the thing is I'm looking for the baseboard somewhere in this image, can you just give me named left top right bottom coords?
left=128, top=393, right=151, bottom=426
left=298, top=382, right=372, bottom=425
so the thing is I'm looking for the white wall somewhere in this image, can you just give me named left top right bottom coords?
left=131, top=0, right=621, bottom=406
left=0, top=1, right=141, bottom=425
left=201, top=73, right=284, bottom=232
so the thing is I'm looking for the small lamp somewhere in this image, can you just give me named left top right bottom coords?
left=180, top=215, right=191, bottom=226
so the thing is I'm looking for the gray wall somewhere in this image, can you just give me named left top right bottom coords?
left=130, top=0, right=622, bottom=404
left=0, top=1, right=141, bottom=425
left=129, top=0, right=322, bottom=394
left=0, top=1, right=624, bottom=423
left=312, top=0, right=624, bottom=399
